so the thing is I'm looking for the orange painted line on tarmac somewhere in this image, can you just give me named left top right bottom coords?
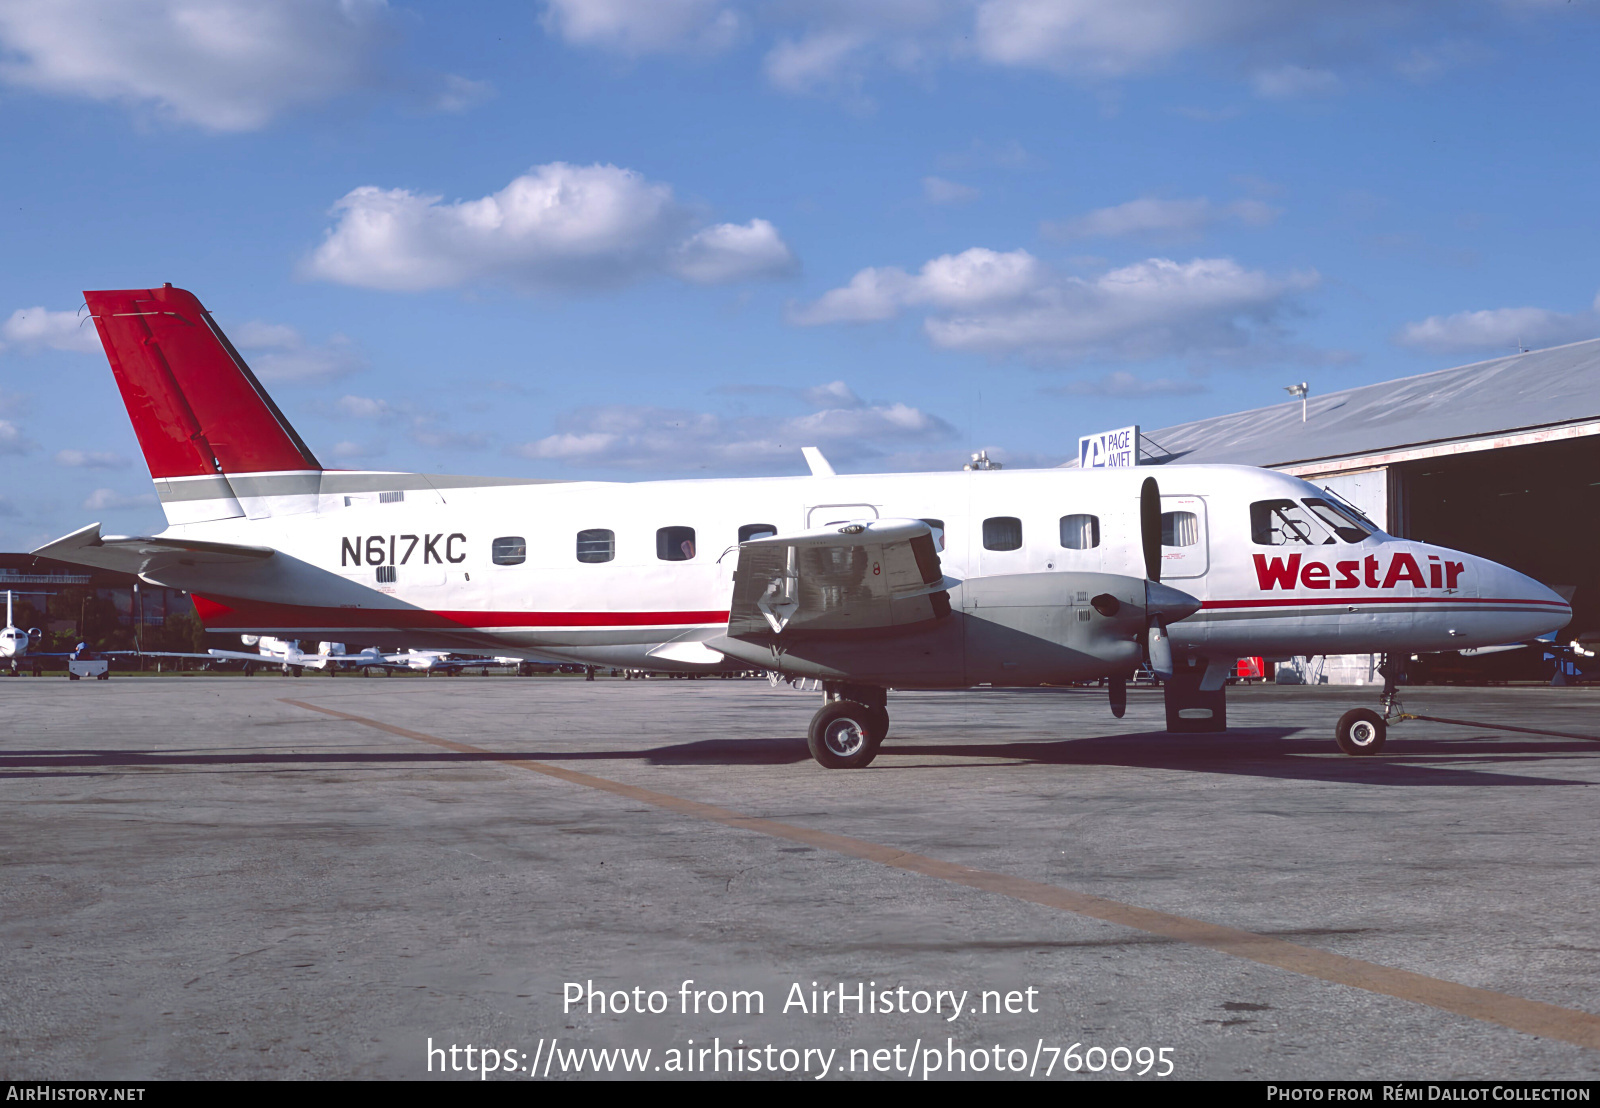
left=282, top=697, right=1600, bottom=1052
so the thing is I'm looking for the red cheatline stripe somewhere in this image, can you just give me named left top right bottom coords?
left=1202, top=595, right=1568, bottom=610
left=192, top=594, right=727, bottom=630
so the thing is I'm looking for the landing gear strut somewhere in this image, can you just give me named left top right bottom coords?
left=1334, top=655, right=1400, bottom=756
left=807, top=684, right=887, bottom=769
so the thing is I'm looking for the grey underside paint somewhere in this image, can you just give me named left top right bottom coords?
left=713, top=572, right=1154, bottom=688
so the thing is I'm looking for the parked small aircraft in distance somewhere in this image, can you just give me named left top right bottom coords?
left=0, top=591, right=114, bottom=678
left=0, top=591, right=46, bottom=675
left=206, top=635, right=389, bottom=676
left=379, top=648, right=533, bottom=674
left=37, top=286, right=1572, bottom=767
left=204, top=636, right=534, bottom=676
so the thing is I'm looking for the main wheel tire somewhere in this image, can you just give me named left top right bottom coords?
left=68, top=672, right=80, bottom=681
left=866, top=706, right=890, bottom=744
left=807, top=701, right=880, bottom=769
left=1335, top=708, right=1387, bottom=756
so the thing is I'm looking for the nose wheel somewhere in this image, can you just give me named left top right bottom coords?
left=1335, top=708, right=1387, bottom=755
left=1334, top=654, right=1400, bottom=756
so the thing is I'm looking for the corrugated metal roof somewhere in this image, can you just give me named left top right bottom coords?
left=1071, top=337, right=1600, bottom=470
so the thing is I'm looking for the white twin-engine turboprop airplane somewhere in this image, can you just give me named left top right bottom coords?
left=36, top=285, right=1570, bottom=768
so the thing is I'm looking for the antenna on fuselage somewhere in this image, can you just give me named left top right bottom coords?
left=801, top=447, right=835, bottom=477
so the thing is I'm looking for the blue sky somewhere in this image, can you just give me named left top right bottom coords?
left=2, top=0, right=1598, bottom=549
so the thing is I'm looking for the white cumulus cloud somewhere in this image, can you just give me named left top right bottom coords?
left=922, top=176, right=980, bottom=204
left=1395, top=293, right=1600, bottom=355
left=670, top=219, right=797, bottom=284
left=1049, top=371, right=1208, bottom=397
left=55, top=449, right=128, bottom=468
left=1, top=307, right=103, bottom=354
left=0, top=420, right=31, bottom=455
left=0, top=0, right=405, bottom=131
left=510, top=382, right=955, bottom=473
left=542, top=0, right=743, bottom=55
left=537, top=1, right=1553, bottom=104
left=790, top=247, right=1050, bottom=325
left=1043, top=196, right=1280, bottom=241
left=1250, top=63, right=1341, bottom=98
left=233, top=321, right=366, bottom=383
left=304, top=162, right=794, bottom=293
left=794, top=249, right=1319, bottom=362
left=335, top=394, right=398, bottom=421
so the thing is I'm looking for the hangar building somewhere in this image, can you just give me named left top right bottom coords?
left=1099, top=337, right=1600, bottom=682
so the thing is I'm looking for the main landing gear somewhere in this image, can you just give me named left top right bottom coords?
left=807, top=684, right=888, bottom=770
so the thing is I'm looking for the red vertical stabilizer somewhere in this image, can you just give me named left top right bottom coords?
left=84, top=285, right=321, bottom=480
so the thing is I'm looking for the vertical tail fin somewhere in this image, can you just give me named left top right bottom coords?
left=84, top=285, right=322, bottom=524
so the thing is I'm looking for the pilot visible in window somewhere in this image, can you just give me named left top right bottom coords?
left=680, top=538, right=695, bottom=560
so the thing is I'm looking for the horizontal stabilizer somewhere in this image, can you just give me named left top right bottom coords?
left=728, top=517, right=954, bottom=638
left=33, top=522, right=275, bottom=578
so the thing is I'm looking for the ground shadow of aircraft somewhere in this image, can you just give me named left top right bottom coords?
left=2, top=726, right=1590, bottom=784
left=869, top=727, right=1591, bottom=787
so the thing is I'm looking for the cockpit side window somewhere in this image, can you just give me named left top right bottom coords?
left=1302, top=498, right=1374, bottom=543
left=1250, top=499, right=1335, bottom=546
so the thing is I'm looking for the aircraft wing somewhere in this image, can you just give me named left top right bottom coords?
left=207, top=649, right=274, bottom=663
left=726, top=517, right=954, bottom=638
left=33, top=523, right=275, bottom=577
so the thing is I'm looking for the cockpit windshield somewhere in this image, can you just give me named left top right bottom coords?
left=1301, top=497, right=1375, bottom=543
left=1251, top=497, right=1374, bottom=545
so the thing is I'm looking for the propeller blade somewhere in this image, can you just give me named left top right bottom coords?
left=1148, top=618, right=1174, bottom=680
left=1108, top=675, right=1126, bottom=718
left=1140, top=476, right=1161, bottom=583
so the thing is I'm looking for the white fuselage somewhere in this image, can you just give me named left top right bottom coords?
left=147, top=463, right=1569, bottom=680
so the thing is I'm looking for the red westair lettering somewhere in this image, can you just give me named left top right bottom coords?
left=1253, top=553, right=1302, bottom=590
left=1382, top=553, right=1427, bottom=589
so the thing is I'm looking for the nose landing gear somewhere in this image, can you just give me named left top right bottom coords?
left=1335, top=708, right=1387, bottom=755
left=1334, top=655, right=1402, bottom=756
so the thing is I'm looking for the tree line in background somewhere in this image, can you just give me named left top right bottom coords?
left=7, top=590, right=209, bottom=655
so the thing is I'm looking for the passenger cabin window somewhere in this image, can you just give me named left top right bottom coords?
left=491, top=536, right=527, bottom=565
left=738, top=523, right=777, bottom=543
left=576, top=529, right=614, bottom=563
left=982, top=516, right=1022, bottom=551
left=1162, top=511, right=1200, bottom=548
left=1059, top=514, right=1100, bottom=550
left=1251, top=500, right=1333, bottom=546
left=919, top=518, right=945, bottom=551
left=657, top=526, right=696, bottom=561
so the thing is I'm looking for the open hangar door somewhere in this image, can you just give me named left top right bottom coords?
left=1392, top=436, right=1599, bottom=682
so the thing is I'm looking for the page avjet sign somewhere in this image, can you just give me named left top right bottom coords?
left=1078, top=426, right=1141, bottom=468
